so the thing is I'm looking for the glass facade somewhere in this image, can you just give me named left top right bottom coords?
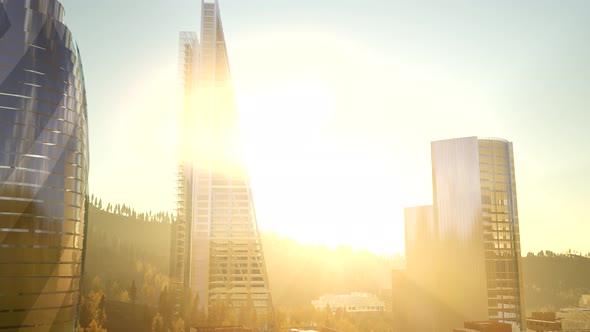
left=478, top=139, right=525, bottom=328
left=172, top=0, right=273, bottom=319
left=431, top=137, right=489, bottom=331
left=0, top=0, right=89, bottom=330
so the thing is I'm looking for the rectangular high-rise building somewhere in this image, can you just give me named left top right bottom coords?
left=401, top=206, right=443, bottom=332
left=430, top=137, right=491, bottom=331
left=404, top=205, right=435, bottom=276
left=430, top=137, right=526, bottom=331
left=170, top=0, right=273, bottom=326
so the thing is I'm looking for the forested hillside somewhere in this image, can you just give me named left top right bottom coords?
left=522, top=251, right=590, bottom=312
left=81, top=205, right=401, bottom=330
left=83, top=202, right=402, bottom=309
left=82, top=200, right=590, bottom=323
left=83, top=202, right=171, bottom=305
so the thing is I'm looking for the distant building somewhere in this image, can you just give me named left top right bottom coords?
left=287, top=327, right=340, bottom=332
left=580, top=295, right=590, bottom=308
left=556, top=308, right=590, bottom=331
left=398, top=206, right=441, bottom=332
left=454, top=320, right=512, bottom=332
left=311, top=293, right=384, bottom=312
left=526, top=312, right=562, bottom=332
left=404, top=205, right=436, bottom=276
left=189, top=326, right=252, bottom=332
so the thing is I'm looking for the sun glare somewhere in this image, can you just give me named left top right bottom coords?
left=238, top=77, right=335, bottom=151
left=91, top=62, right=179, bottom=214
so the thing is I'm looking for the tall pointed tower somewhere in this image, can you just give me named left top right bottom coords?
left=171, top=0, right=274, bottom=323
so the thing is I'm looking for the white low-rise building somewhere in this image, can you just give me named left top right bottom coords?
left=312, top=292, right=385, bottom=313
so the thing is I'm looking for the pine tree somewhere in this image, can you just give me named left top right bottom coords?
left=152, top=313, right=164, bottom=332
left=97, top=294, right=107, bottom=326
left=158, top=286, right=170, bottom=325
left=130, top=280, right=137, bottom=305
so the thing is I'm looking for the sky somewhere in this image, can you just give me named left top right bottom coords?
left=59, top=0, right=590, bottom=255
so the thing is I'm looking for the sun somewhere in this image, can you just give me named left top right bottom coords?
left=237, top=77, right=336, bottom=153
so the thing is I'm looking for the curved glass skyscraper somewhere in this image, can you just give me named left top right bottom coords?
left=0, top=0, right=89, bottom=330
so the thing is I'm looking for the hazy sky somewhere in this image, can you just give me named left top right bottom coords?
left=60, top=0, right=590, bottom=255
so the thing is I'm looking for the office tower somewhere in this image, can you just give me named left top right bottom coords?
left=0, top=0, right=89, bottom=330
left=170, top=0, right=273, bottom=322
left=404, top=205, right=435, bottom=276
left=431, top=137, right=526, bottom=331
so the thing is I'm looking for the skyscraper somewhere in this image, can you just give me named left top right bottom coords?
left=170, top=0, right=273, bottom=323
left=430, top=137, right=526, bottom=331
left=0, top=0, right=89, bottom=330
left=430, top=137, right=490, bottom=329
left=400, top=206, right=443, bottom=332
left=404, top=205, right=435, bottom=276
left=170, top=31, right=198, bottom=319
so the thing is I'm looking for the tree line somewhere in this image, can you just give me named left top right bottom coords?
left=89, top=194, right=174, bottom=224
